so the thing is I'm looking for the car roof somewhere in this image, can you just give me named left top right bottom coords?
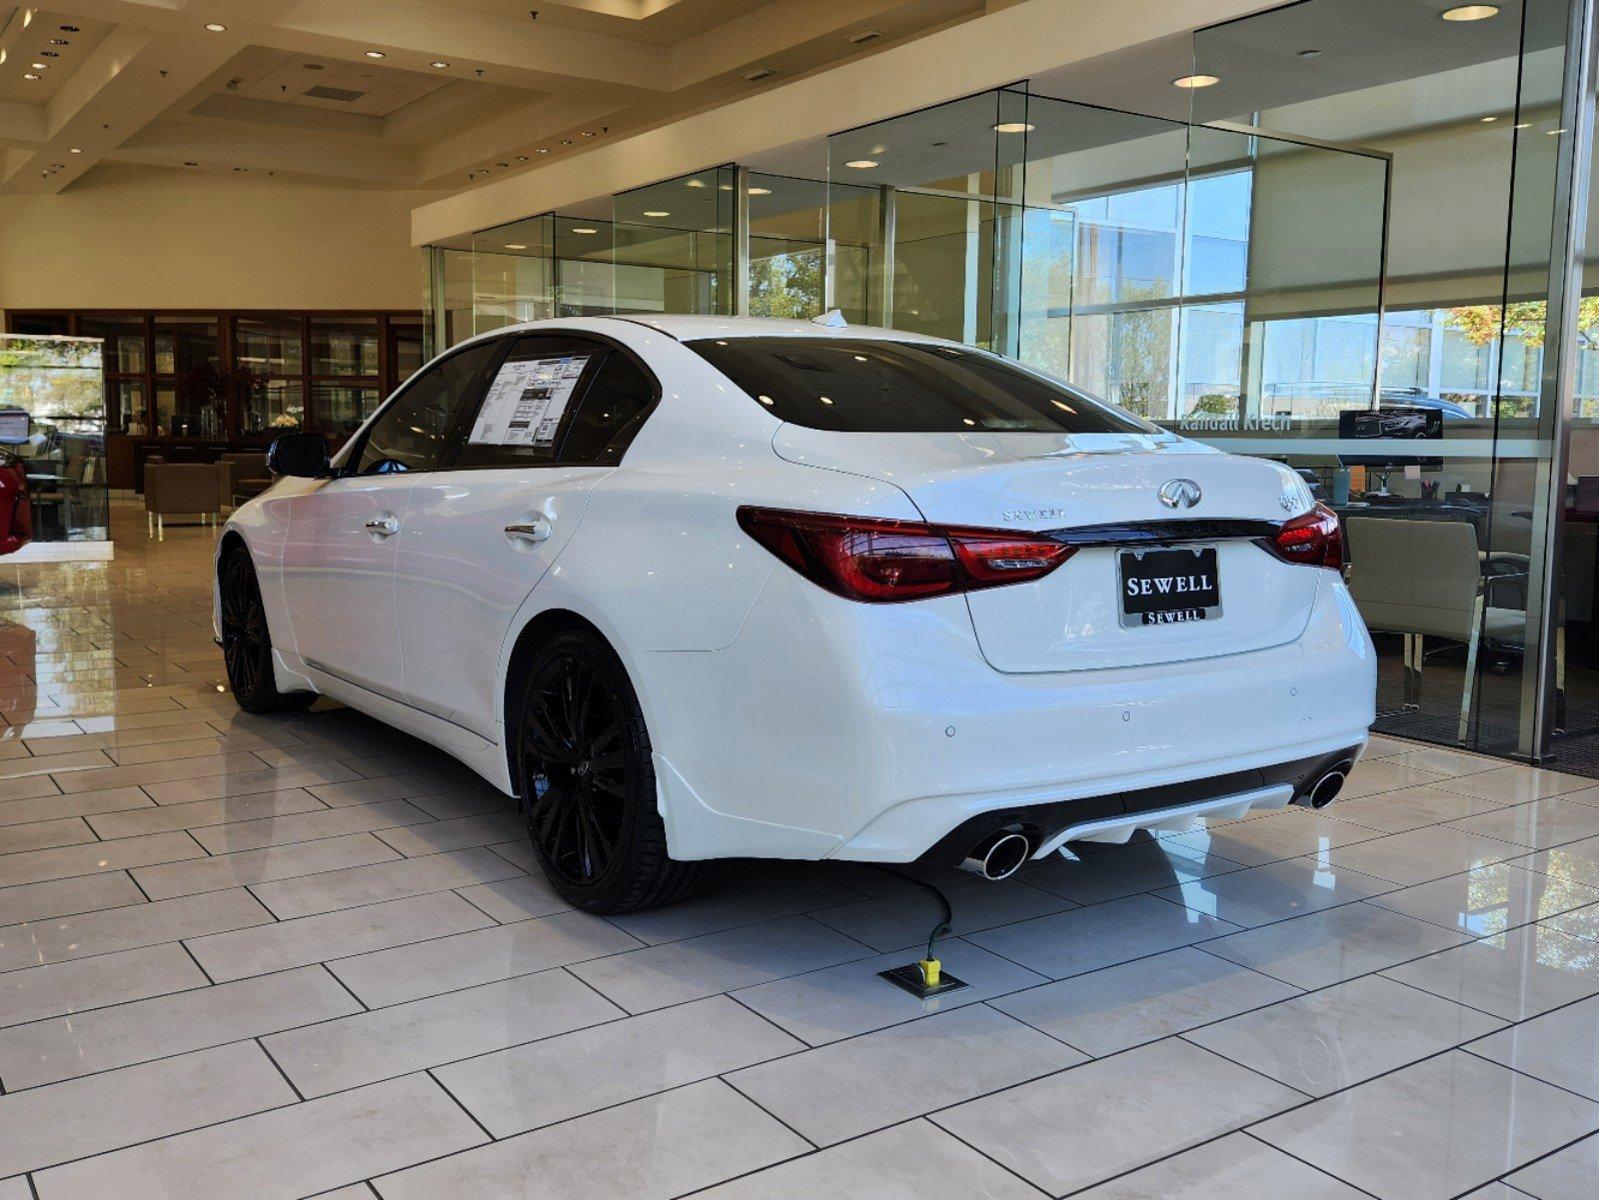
left=477, top=313, right=956, bottom=346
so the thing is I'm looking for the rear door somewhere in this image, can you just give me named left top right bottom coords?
left=395, top=333, right=658, bottom=736
left=280, top=337, right=502, bottom=697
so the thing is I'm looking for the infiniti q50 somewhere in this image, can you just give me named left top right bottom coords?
left=214, top=315, right=1376, bottom=912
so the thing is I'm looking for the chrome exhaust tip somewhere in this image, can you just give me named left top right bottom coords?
left=959, top=831, right=1032, bottom=881
left=1294, top=761, right=1353, bottom=809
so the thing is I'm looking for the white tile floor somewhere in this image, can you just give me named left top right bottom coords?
left=1, top=506, right=1598, bottom=1198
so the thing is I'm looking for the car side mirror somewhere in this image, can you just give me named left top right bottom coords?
left=266, top=431, right=331, bottom=479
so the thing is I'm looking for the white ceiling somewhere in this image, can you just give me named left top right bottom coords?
left=0, top=0, right=985, bottom=195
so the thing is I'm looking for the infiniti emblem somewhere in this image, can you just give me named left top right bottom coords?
left=1158, top=479, right=1202, bottom=509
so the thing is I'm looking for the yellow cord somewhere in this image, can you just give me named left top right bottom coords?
left=918, top=958, right=941, bottom=988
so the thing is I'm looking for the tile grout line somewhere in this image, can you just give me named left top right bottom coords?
left=254, top=1035, right=307, bottom=1103
left=1235, top=1128, right=1387, bottom=1200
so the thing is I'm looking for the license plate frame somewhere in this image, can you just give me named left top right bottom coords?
left=1118, top=545, right=1222, bottom=628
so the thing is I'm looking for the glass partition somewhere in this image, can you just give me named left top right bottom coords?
left=827, top=92, right=1025, bottom=351
left=747, top=173, right=828, bottom=318
left=1189, top=0, right=1570, bottom=758
left=470, top=215, right=556, bottom=333
left=0, top=334, right=109, bottom=544
left=612, top=167, right=735, bottom=315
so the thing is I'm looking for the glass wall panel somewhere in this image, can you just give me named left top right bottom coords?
left=0, top=334, right=109, bottom=542
left=553, top=216, right=617, bottom=315
left=152, top=317, right=222, bottom=437
left=612, top=167, right=735, bottom=315
left=747, top=173, right=828, bottom=319
left=1191, top=0, right=1568, bottom=758
left=471, top=215, right=556, bottom=332
left=309, top=319, right=379, bottom=376
left=827, top=91, right=1023, bottom=351
left=312, top=383, right=380, bottom=435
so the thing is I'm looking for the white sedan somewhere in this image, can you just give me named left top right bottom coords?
left=215, top=315, right=1376, bottom=912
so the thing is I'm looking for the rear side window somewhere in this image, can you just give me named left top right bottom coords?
left=558, top=352, right=658, bottom=466
left=356, top=339, right=502, bottom=475
left=449, top=335, right=603, bottom=470
left=687, top=337, right=1155, bottom=435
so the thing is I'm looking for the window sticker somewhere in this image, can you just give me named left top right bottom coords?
left=468, top=354, right=592, bottom=447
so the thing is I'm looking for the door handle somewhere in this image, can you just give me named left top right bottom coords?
left=505, top=519, right=553, bottom=544
left=364, top=515, right=399, bottom=537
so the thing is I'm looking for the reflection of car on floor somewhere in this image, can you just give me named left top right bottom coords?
left=214, top=315, right=1377, bottom=913
left=0, top=450, right=31, bottom=556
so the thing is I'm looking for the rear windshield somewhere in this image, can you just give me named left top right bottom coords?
left=687, top=336, right=1155, bottom=435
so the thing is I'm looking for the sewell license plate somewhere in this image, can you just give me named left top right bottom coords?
left=1118, top=545, right=1221, bottom=627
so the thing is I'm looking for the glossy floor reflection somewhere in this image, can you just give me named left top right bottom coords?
left=1, top=505, right=1598, bottom=1198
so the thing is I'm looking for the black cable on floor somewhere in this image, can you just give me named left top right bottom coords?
left=876, top=866, right=953, bottom=961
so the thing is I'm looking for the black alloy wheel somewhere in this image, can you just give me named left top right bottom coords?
left=517, top=630, right=701, bottom=912
left=219, top=548, right=315, bottom=714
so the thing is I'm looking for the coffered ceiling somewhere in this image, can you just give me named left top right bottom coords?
left=0, top=0, right=984, bottom=194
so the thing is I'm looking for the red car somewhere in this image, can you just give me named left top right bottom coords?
left=0, top=451, right=30, bottom=556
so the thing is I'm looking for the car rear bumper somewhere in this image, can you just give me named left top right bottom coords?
left=908, top=742, right=1362, bottom=868
left=634, top=564, right=1377, bottom=863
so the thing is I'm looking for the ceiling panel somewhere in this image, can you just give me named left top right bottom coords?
left=220, top=48, right=453, bottom=118
left=0, top=9, right=113, bottom=106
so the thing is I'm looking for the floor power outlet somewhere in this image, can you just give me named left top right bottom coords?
left=878, top=961, right=970, bottom=999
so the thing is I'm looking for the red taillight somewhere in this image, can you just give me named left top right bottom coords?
left=1272, top=502, right=1343, bottom=571
left=737, top=506, right=1076, bottom=603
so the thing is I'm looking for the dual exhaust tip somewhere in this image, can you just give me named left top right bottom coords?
left=961, top=761, right=1353, bottom=881
left=959, top=830, right=1033, bottom=881
left=1294, top=761, right=1353, bottom=809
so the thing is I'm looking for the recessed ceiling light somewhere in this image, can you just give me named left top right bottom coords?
left=516, top=155, right=529, bottom=161
left=685, top=178, right=707, bottom=188
left=69, top=147, right=82, bottom=153
left=746, top=187, right=771, bottom=196
left=204, top=22, right=227, bottom=33
left=430, top=60, right=449, bottom=69
left=1298, top=48, right=1322, bottom=58
left=536, top=148, right=549, bottom=154
left=39, top=50, right=58, bottom=57
left=59, top=24, right=79, bottom=32
left=31, top=62, right=47, bottom=70
left=504, top=243, right=528, bottom=250
left=1441, top=4, right=1499, bottom=20
left=570, top=227, right=598, bottom=234
left=558, top=138, right=572, bottom=145
left=642, top=210, right=670, bottom=217
left=22, top=73, right=39, bottom=81
left=581, top=130, right=596, bottom=137
left=1548, top=128, right=1568, bottom=135
left=183, top=160, right=198, bottom=167
left=844, top=159, right=879, bottom=169
left=1514, top=122, right=1531, bottom=129
left=993, top=122, right=1035, bottom=133
left=365, top=50, right=386, bottom=59
left=1481, top=115, right=1498, bottom=122
left=49, top=37, right=68, bottom=45
left=1172, top=74, right=1220, bottom=89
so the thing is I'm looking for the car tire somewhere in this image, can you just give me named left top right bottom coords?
left=219, top=547, right=316, bottom=715
left=515, top=630, right=703, bottom=913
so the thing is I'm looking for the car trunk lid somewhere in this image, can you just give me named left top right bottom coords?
left=772, top=426, right=1321, bottom=673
